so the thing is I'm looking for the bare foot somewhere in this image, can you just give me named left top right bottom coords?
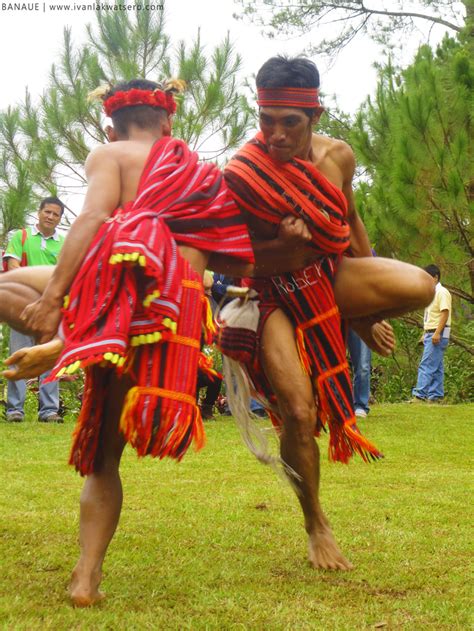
left=69, top=567, right=105, bottom=608
left=350, top=318, right=395, bottom=357
left=308, top=528, right=353, bottom=570
left=2, top=338, right=63, bottom=380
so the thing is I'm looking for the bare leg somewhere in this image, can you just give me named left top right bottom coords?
left=333, top=257, right=434, bottom=357
left=0, top=265, right=54, bottom=295
left=261, top=309, right=352, bottom=570
left=0, top=269, right=64, bottom=379
left=335, top=257, right=434, bottom=319
left=69, top=370, right=130, bottom=607
left=0, top=281, right=42, bottom=334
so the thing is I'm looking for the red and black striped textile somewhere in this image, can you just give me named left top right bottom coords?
left=256, top=87, right=320, bottom=109
left=51, top=137, right=253, bottom=475
left=225, top=133, right=381, bottom=463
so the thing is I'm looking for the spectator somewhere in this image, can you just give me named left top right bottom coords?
left=211, top=273, right=234, bottom=308
left=412, top=264, right=452, bottom=402
left=348, top=328, right=372, bottom=418
left=197, top=368, right=223, bottom=420
left=2, top=196, right=65, bottom=422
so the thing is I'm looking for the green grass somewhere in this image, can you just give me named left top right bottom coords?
left=0, top=404, right=472, bottom=630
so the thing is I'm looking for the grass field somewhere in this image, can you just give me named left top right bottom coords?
left=0, top=403, right=472, bottom=630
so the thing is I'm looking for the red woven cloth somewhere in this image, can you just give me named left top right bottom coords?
left=51, top=137, right=253, bottom=475
left=225, top=133, right=381, bottom=463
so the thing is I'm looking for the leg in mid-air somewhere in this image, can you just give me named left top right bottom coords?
left=2, top=247, right=209, bottom=381
left=334, top=257, right=435, bottom=356
left=260, top=308, right=353, bottom=571
left=335, top=256, right=434, bottom=320
left=0, top=266, right=63, bottom=380
left=69, top=368, right=131, bottom=607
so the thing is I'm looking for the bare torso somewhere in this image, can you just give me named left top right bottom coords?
left=310, top=133, right=350, bottom=191
left=106, top=137, right=208, bottom=275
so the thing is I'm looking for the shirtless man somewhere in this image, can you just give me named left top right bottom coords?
left=1, top=66, right=432, bottom=585
left=222, top=56, right=435, bottom=571
left=1, top=79, right=256, bottom=607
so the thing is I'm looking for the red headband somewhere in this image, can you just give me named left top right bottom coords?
left=103, top=88, right=177, bottom=117
left=257, top=87, right=320, bottom=109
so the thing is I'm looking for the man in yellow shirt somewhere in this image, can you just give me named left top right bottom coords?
left=412, top=264, right=452, bottom=402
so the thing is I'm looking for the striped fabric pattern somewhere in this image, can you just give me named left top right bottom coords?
left=52, top=137, right=253, bottom=476
left=225, top=134, right=382, bottom=463
left=257, top=87, right=320, bottom=108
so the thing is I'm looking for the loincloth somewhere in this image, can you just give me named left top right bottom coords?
left=219, top=259, right=382, bottom=463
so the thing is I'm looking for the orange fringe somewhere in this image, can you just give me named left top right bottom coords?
left=198, top=352, right=222, bottom=380
left=202, top=295, right=216, bottom=344
left=119, top=386, right=205, bottom=459
left=316, top=364, right=382, bottom=463
left=295, top=326, right=312, bottom=375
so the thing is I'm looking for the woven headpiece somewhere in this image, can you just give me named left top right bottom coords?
left=257, top=87, right=320, bottom=109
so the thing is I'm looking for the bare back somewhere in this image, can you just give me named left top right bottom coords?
left=94, top=136, right=208, bottom=276
left=105, top=138, right=158, bottom=207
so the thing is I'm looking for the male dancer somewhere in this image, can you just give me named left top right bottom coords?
left=1, top=66, right=433, bottom=582
left=223, top=56, right=434, bottom=570
left=2, top=79, right=255, bottom=606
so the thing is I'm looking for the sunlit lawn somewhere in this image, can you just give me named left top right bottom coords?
left=0, top=403, right=472, bottom=630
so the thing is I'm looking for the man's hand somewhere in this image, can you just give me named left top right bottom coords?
left=350, top=318, right=395, bottom=357
left=278, top=216, right=312, bottom=246
left=2, top=338, right=63, bottom=380
left=431, top=332, right=441, bottom=345
left=20, top=296, right=63, bottom=343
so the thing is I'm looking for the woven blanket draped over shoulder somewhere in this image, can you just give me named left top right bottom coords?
left=224, top=132, right=350, bottom=256
left=50, top=137, right=247, bottom=476
left=224, top=133, right=382, bottom=465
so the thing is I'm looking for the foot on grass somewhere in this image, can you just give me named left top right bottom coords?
left=69, top=567, right=105, bottom=608
left=307, top=528, right=353, bottom=571
left=351, top=318, right=395, bottom=357
left=2, top=338, right=63, bottom=380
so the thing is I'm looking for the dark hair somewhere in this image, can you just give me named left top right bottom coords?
left=39, top=196, right=65, bottom=216
left=106, top=79, right=168, bottom=136
left=256, top=56, right=321, bottom=118
left=424, top=264, right=441, bottom=280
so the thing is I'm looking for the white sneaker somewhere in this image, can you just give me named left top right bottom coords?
left=354, top=408, right=367, bottom=418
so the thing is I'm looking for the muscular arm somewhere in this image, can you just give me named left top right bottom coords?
left=21, top=145, right=121, bottom=341
left=340, top=145, right=372, bottom=258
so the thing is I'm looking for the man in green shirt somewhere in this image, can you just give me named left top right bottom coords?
left=3, top=196, right=65, bottom=422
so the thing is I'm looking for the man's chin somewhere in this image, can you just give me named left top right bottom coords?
left=269, top=150, right=292, bottom=163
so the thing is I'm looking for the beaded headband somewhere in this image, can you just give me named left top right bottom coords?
left=257, top=87, right=320, bottom=109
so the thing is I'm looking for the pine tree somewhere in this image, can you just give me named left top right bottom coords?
left=0, top=4, right=253, bottom=241
left=352, top=37, right=473, bottom=298
left=350, top=35, right=473, bottom=401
